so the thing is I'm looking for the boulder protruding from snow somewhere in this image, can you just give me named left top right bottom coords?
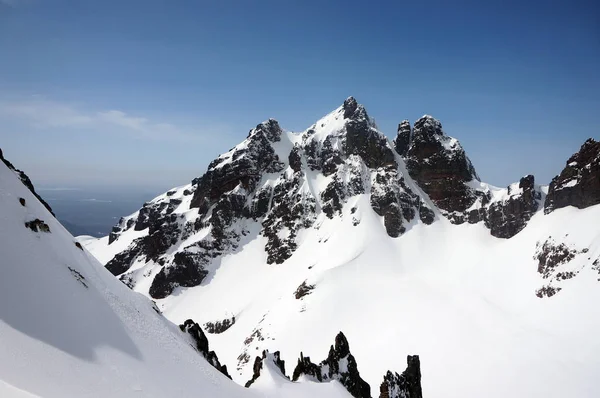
left=545, top=138, right=600, bottom=214
left=179, top=319, right=231, bottom=379
left=379, top=355, right=422, bottom=398
left=292, top=332, right=371, bottom=398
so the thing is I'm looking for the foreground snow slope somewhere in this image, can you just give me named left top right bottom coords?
left=0, top=156, right=353, bottom=397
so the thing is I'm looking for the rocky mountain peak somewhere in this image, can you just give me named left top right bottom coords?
left=343, top=96, right=359, bottom=118
left=413, top=114, right=444, bottom=137
left=248, top=118, right=283, bottom=142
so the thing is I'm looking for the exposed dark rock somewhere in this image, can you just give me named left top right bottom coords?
left=545, top=138, right=600, bottom=214
left=484, top=175, right=540, bottom=238
left=1, top=148, right=55, bottom=216
left=75, top=241, right=83, bottom=250
left=292, top=332, right=371, bottom=398
left=179, top=319, right=231, bottom=379
left=289, top=145, right=303, bottom=172
left=294, top=281, right=315, bottom=299
left=149, top=259, right=209, bottom=299
left=344, top=101, right=396, bottom=170
left=25, top=219, right=51, bottom=233
left=244, top=350, right=287, bottom=388
left=190, top=119, right=284, bottom=211
left=292, top=353, right=322, bottom=382
left=105, top=241, right=142, bottom=276
left=404, top=115, right=479, bottom=218
left=379, top=355, right=422, bottom=398
left=536, top=285, right=561, bottom=298
left=535, top=239, right=579, bottom=279
left=534, top=238, right=589, bottom=297
left=19, top=197, right=25, bottom=206
left=394, top=120, right=412, bottom=157
left=204, top=316, right=236, bottom=334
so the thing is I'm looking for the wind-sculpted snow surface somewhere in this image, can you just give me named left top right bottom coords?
left=84, top=97, right=600, bottom=398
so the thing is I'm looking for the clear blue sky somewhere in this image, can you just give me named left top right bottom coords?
left=1, top=0, right=598, bottom=192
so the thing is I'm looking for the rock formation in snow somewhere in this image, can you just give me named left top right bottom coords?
left=179, top=319, right=232, bottom=378
left=379, top=356, right=422, bottom=398
left=245, top=350, right=287, bottom=388
left=545, top=138, right=600, bottom=213
left=292, top=332, right=372, bottom=398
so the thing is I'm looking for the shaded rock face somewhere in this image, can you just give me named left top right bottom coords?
left=1, top=148, right=55, bottom=217
left=401, top=116, right=479, bottom=219
left=106, top=97, right=435, bottom=299
left=397, top=118, right=543, bottom=238
left=482, top=175, right=541, bottom=238
left=394, top=120, right=411, bottom=157
left=545, top=138, right=600, bottom=214
left=379, top=355, right=422, bottom=398
left=179, top=319, right=231, bottom=379
left=244, top=350, right=287, bottom=388
left=292, top=332, right=371, bottom=398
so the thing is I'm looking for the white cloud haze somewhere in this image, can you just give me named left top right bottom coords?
left=0, top=98, right=204, bottom=142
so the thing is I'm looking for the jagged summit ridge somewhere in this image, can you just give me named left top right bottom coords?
left=101, top=97, right=598, bottom=304
left=105, top=97, right=435, bottom=299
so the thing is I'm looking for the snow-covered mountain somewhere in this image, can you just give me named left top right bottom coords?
left=0, top=148, right=424, bottom=397
left=81, top=97, right=600, bottom=398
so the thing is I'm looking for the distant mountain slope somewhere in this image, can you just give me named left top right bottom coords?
left=83, top=98, right=600, bottom=398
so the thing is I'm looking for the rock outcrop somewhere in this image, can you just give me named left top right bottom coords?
left=379, top=355, right=422, bottom=398
left=244, top=350, right=287, bottom=388
left=481, top=175, right=541, bottom=238
left=396, top=118, right=543, bottom=238
left=545, top=138, right=600, bottom=214
left=0, top=148, right=55, bottom=217
left=292, top=332, right=371, bottom=398
left=179, top=319, right=231, bottom=379
left=402, top=115, right=480, bottom=221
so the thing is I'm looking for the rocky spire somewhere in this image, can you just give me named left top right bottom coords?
left=403, top=115, right=479, bottom=220
left=379, top=355, right=422, bottom=398
left=292, top=332, right=371, bottom=398
left=545, top=138, right=600, bottom=214
left=394, top=120, right=412, bottom=156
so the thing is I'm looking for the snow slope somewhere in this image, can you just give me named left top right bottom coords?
left=0, top=155, right=353, bottom=397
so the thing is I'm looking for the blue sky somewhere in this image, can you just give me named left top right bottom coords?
left=0, top=0, right=598, bottom=192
